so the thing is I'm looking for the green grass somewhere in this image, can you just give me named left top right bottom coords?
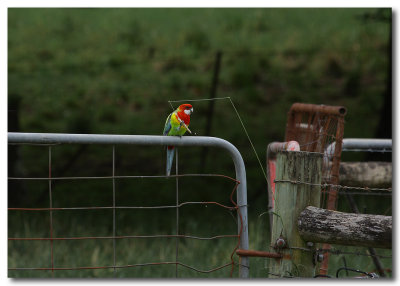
left=8, top=209, right=269, bottom=278
left=8, top=207, right=392, bottom=278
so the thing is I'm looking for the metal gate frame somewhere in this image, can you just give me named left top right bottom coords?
left=8, top=132, right=249, bottom=278
left=324, top=138, right=392, bottom=160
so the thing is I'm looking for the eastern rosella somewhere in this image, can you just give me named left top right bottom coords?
left=163, top=104, right=194, bottom=176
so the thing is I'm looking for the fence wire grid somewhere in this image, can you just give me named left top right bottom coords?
left=8, top=140, right=246, bottom=278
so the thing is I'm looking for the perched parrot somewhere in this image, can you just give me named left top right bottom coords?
left=163, top=103, right=194, bottom=176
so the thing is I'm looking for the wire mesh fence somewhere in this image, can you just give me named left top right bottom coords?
left=284, top=102, right=347, bottom=211
left=8, top=133, right=249, bottom=278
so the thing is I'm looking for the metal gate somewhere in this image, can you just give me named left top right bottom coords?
left=8, top=133, right=249, bottom=278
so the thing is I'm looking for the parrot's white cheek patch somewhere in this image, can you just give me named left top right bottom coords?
left=184, top=108, right=193, bottom=115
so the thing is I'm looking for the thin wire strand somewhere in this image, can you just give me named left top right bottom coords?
left=280, top=246, right=392, bottom=259
left=274, top=179, right=392, bottom=192
left=8, top=201, right=237, bottom=211
left=342, top=149, right=392, bottom=153
left=227, top=97, right=269, bottom=184
left=8, top=173, right=240, bottom=183
left=316, top=248, right=392, bottom=259
left=112, top=145, right=117, bottom=277
left=175, top=148, right=179, bottom=278
left=9, top=234, right=239, bottom=241
left=168, top=97, right=231, bottom=110
left=48, top=146, right=54, bottom=274
left=329, top=191, right=391, bottom=196
left=8, top=261, right=234, bottom=274
left=168, top=97, right=269, bottom=185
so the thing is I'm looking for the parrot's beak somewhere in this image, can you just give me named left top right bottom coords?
left=190, top=108, right=194, bottom=114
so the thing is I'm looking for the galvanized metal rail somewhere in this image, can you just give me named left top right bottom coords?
left=8, top=132, right=250, bottom=278
left=325, top=138, right=392, bottom=161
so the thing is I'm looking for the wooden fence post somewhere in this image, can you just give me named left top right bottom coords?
left=268, top=151, right=323, bottom=278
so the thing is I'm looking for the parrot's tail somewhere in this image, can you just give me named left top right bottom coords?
left=166, top=146, right=175, bottom=176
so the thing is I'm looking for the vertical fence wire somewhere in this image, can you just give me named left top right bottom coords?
left=175, top=148, right=179, bottom=278
left=48, top=146, right=54, bottom=275
left=112, top=145, right=117, bottom=277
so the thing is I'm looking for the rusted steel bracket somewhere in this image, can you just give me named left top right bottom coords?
left=288, top=103, right=347, bottom=116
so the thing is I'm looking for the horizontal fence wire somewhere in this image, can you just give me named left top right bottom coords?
left=342, top=149, right=392, bottom=153
left=266, top=244, right=392, bottom=264
left=8, top=201, right=238, bottom=211
left=8, top=173, right=240, bottom=181
left=316, top=248, right=392, bottom=259
left=8, top=141, right=244, bottom=277
left=9, top=234, right=239, bottom=241
left=283, top=246, right=392, bottom=259
left=274, top=179, right=392, bottom=195
left=8, top=261, right=235, bottom=273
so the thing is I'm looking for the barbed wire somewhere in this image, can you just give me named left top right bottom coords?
left=332, top=191, right=391, bottom=197
left=316, top=248, right=392, bottom=259
left=274, top=179, right=392, bottom=193
left=274, top=245, right=392, bottom=260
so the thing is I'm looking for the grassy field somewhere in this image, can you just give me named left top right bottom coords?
left=8, top=206, right=393, bottom=278
left=8, top=8, right=392, bottom=278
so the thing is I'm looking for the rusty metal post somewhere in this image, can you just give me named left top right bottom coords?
left=320, top=116, right=345, bottom=275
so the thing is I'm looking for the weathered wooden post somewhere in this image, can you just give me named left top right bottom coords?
left=268, top=151, right=323, bottom=278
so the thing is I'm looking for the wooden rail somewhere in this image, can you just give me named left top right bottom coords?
left=298, top=206, right=392, bottom=249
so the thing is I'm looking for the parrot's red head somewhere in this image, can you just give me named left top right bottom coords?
left=178, top=104, right=194, bottom=116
